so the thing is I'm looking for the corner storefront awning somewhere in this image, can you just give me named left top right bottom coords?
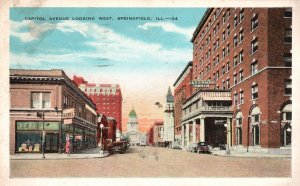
left=202, top=91, right=231, bottom=101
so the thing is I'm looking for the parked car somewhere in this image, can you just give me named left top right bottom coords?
left=196, top=142, right=211, bottom=154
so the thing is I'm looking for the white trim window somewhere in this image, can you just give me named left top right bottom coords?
left=284, top=52, right=292, bottom=67
left=239, top=91, right=244, bottom=104
left=251, top=13, right=258, bottom=31
left=284, top=79, right=292, bottom=95
left=251, top=60, right=259, bottom=75
left=236, top=116, right=243, bottom=145
left=285, top=28, right=292, bottom=43
left=31, top=92, right=51, bottom=109
left=234, top=93, right=238, bottom=105
left=251, top=84, right=258, bottom=100
left=284, top=8, right=292, bottom=18
left=251, top=37, right=258, bottom=54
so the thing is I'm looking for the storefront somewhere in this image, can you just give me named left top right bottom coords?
left=15, top=121, right=60, bottom=153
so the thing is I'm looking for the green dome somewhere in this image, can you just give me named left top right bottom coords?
left=129, top=109, right=137, bottom=117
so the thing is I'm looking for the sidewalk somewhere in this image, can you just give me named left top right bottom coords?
left=210, top=148, right=291, bottom=158
left=10, top=148, right=110, bottom=160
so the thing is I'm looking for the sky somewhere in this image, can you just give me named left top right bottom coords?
left=10, top=8, right=206, bottom=125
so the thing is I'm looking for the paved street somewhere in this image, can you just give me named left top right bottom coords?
left=10, top=146, right=291, bottom=177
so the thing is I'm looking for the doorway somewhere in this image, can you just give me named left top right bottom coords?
left=45, top=133, right=59, bottom=152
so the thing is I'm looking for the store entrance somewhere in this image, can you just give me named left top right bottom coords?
left=45, top=133, right=59, bottom=152
left=205, top=117, right=227, bottom=148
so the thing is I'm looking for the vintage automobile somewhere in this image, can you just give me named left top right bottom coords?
left=196, top=142, right=211, bottom=154
left=112, top=141, right=128, bottom=154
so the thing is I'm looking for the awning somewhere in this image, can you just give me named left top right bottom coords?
left=202, top=92, right=231, bottom=101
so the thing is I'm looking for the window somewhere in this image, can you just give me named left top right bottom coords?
left=234, top=74, right=237, bottom=85
left=222, top=31, right=226, bottom=41
left=285, top=79, right=292, bottom=95
left=239, top=50, right=244, bottom=63
left=284, top=8, right=292, bottom=18
left=234, top=15, right=238, bottom=28
left=222, top=13, right=226, bottom=24
left=216, top=70, right=219, bottom=80
left=239, top=70, right=244, bottom=82
left=226, top=79, right=230, bottom=89
left=239, top=29, right=244, bottom=42
left=222, top=48, right=225, bottom=58
left=222, top=65, right=226, bottom=75
left=226, top=43, right=230, bottom=55
left=284, top=53, right=292, bottom=67
left=234, top=93, right=238, bottom=105
left=226, top=61, right=230, bottom=72
left=239, top=91, right=244, bottom=104
left=234, top=35, right=238, bottom=47
left=227, top=25, right=230, bottom=36
left=285, top=28, right=292, bottom=43
left=251, top=60, right=258, bottom=75
left=239, top=8, right=244, bottom=21
left=234, top=55, right=238, bottom=67
left=252, top=84, right=258, bottom=99
left=222, top=80, right=226, bottom=89
left=31, top=92, right=50, bottom=108
left=251, top=37, right=258, bottom=54
left=251, top=14, right=258, bottom=31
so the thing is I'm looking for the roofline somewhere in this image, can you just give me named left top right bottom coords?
left=190, top=8, right=213, bottom=43
left=173, top=61, right=193, bottom=86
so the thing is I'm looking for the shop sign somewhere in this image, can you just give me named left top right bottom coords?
left=62, top=108, right=76, bottom=119
left=64, top=118, right=73, bottom=125
left=190, top=80, right=211, bottom=88
left=16, top=121, right=59, bottom=130
left=214, top=120, right=227, bottom=125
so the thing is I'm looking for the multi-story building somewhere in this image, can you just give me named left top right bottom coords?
left=163, top=87, right=175, bottom=146
left=177, top=8, right=292, bottom=154
left=126, top=108, right=144, bottom=146
left=10, top=69, right=98, bottom=154
left=173, top=61, right=193, bottom=146
left=73, top=76, right=122, bottom=140
left=153, top=121, right=164, bottom=147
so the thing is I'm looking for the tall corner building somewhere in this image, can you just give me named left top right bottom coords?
left=176, top=8, right=292, bottom=153
left=73, top=76, right=123, bottom=139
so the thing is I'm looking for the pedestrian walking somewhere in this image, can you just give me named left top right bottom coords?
left=66, top=140, right=71, bottom=156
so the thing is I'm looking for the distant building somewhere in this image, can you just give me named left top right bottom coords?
left=73, top=76, right=122, bottom=141
left=173, top=61, right=193, bottom=146
left=10, top=69, right=98, bottom=154
left=153, top=121, right=164, bottom=147
left=126, top=108, right=144, bottom=146
left=163, top=87, right=174, bottom=146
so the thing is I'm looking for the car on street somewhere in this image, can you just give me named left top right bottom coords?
left=188, top=142, right=198, bottom=152
left=196, top=142, right=211, bottom=154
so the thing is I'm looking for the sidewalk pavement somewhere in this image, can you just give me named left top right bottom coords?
left=10, top=148, right=110, bottom=160
left=210, top=148, right=291, bottom=158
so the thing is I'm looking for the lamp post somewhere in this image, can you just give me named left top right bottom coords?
left=37, top=111, right=46, bottom=158
left=100, top=123, right=104, bottom=150
left=55, top=107, right=63, bottom=154
left=224, top=123, right=230, bottom=155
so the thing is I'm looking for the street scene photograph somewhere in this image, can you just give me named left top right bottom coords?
left=7, top=5, right=293, bottom=180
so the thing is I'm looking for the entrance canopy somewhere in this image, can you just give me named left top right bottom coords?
left=202, top=91, right=231, bottom=101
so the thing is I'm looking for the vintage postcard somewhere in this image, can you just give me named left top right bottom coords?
left=1, top=0, right=299, bottom=186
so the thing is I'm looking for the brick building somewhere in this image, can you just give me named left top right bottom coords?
left=10, top=69, right=98, bottom=154
left=153, top=121, right=164, bottom=147
left=173, top=61, right=193, bottom=144
left=176, top=8, right=292, bottom=154
left=73, top=76, right=122, bottom=140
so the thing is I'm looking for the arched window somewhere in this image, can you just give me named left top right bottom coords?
left=250, top=106, right=261, bottom=146
left=281, top=103, right=292, bottom=146
left=235, top=111, right=243, bottom=145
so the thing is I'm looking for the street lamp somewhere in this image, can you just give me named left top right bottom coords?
left=224, top=123, right=230, bottom=155
left=37, top=111, right=46, bottom=158
left=100, top=123, right=104, bottom=150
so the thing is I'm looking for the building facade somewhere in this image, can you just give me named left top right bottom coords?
left=73, top=76, right=122, bottom=141
left=176, top=8, right=292, bottom=154
left=153, top=121, right=164, bottom=147
left=10, top=69, right=98, bottom=154
left=126, top=108, right=143, bottom=146
left=173, top=61, right=193, bottom=145
left=163, top=87, right=175, bottom=146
